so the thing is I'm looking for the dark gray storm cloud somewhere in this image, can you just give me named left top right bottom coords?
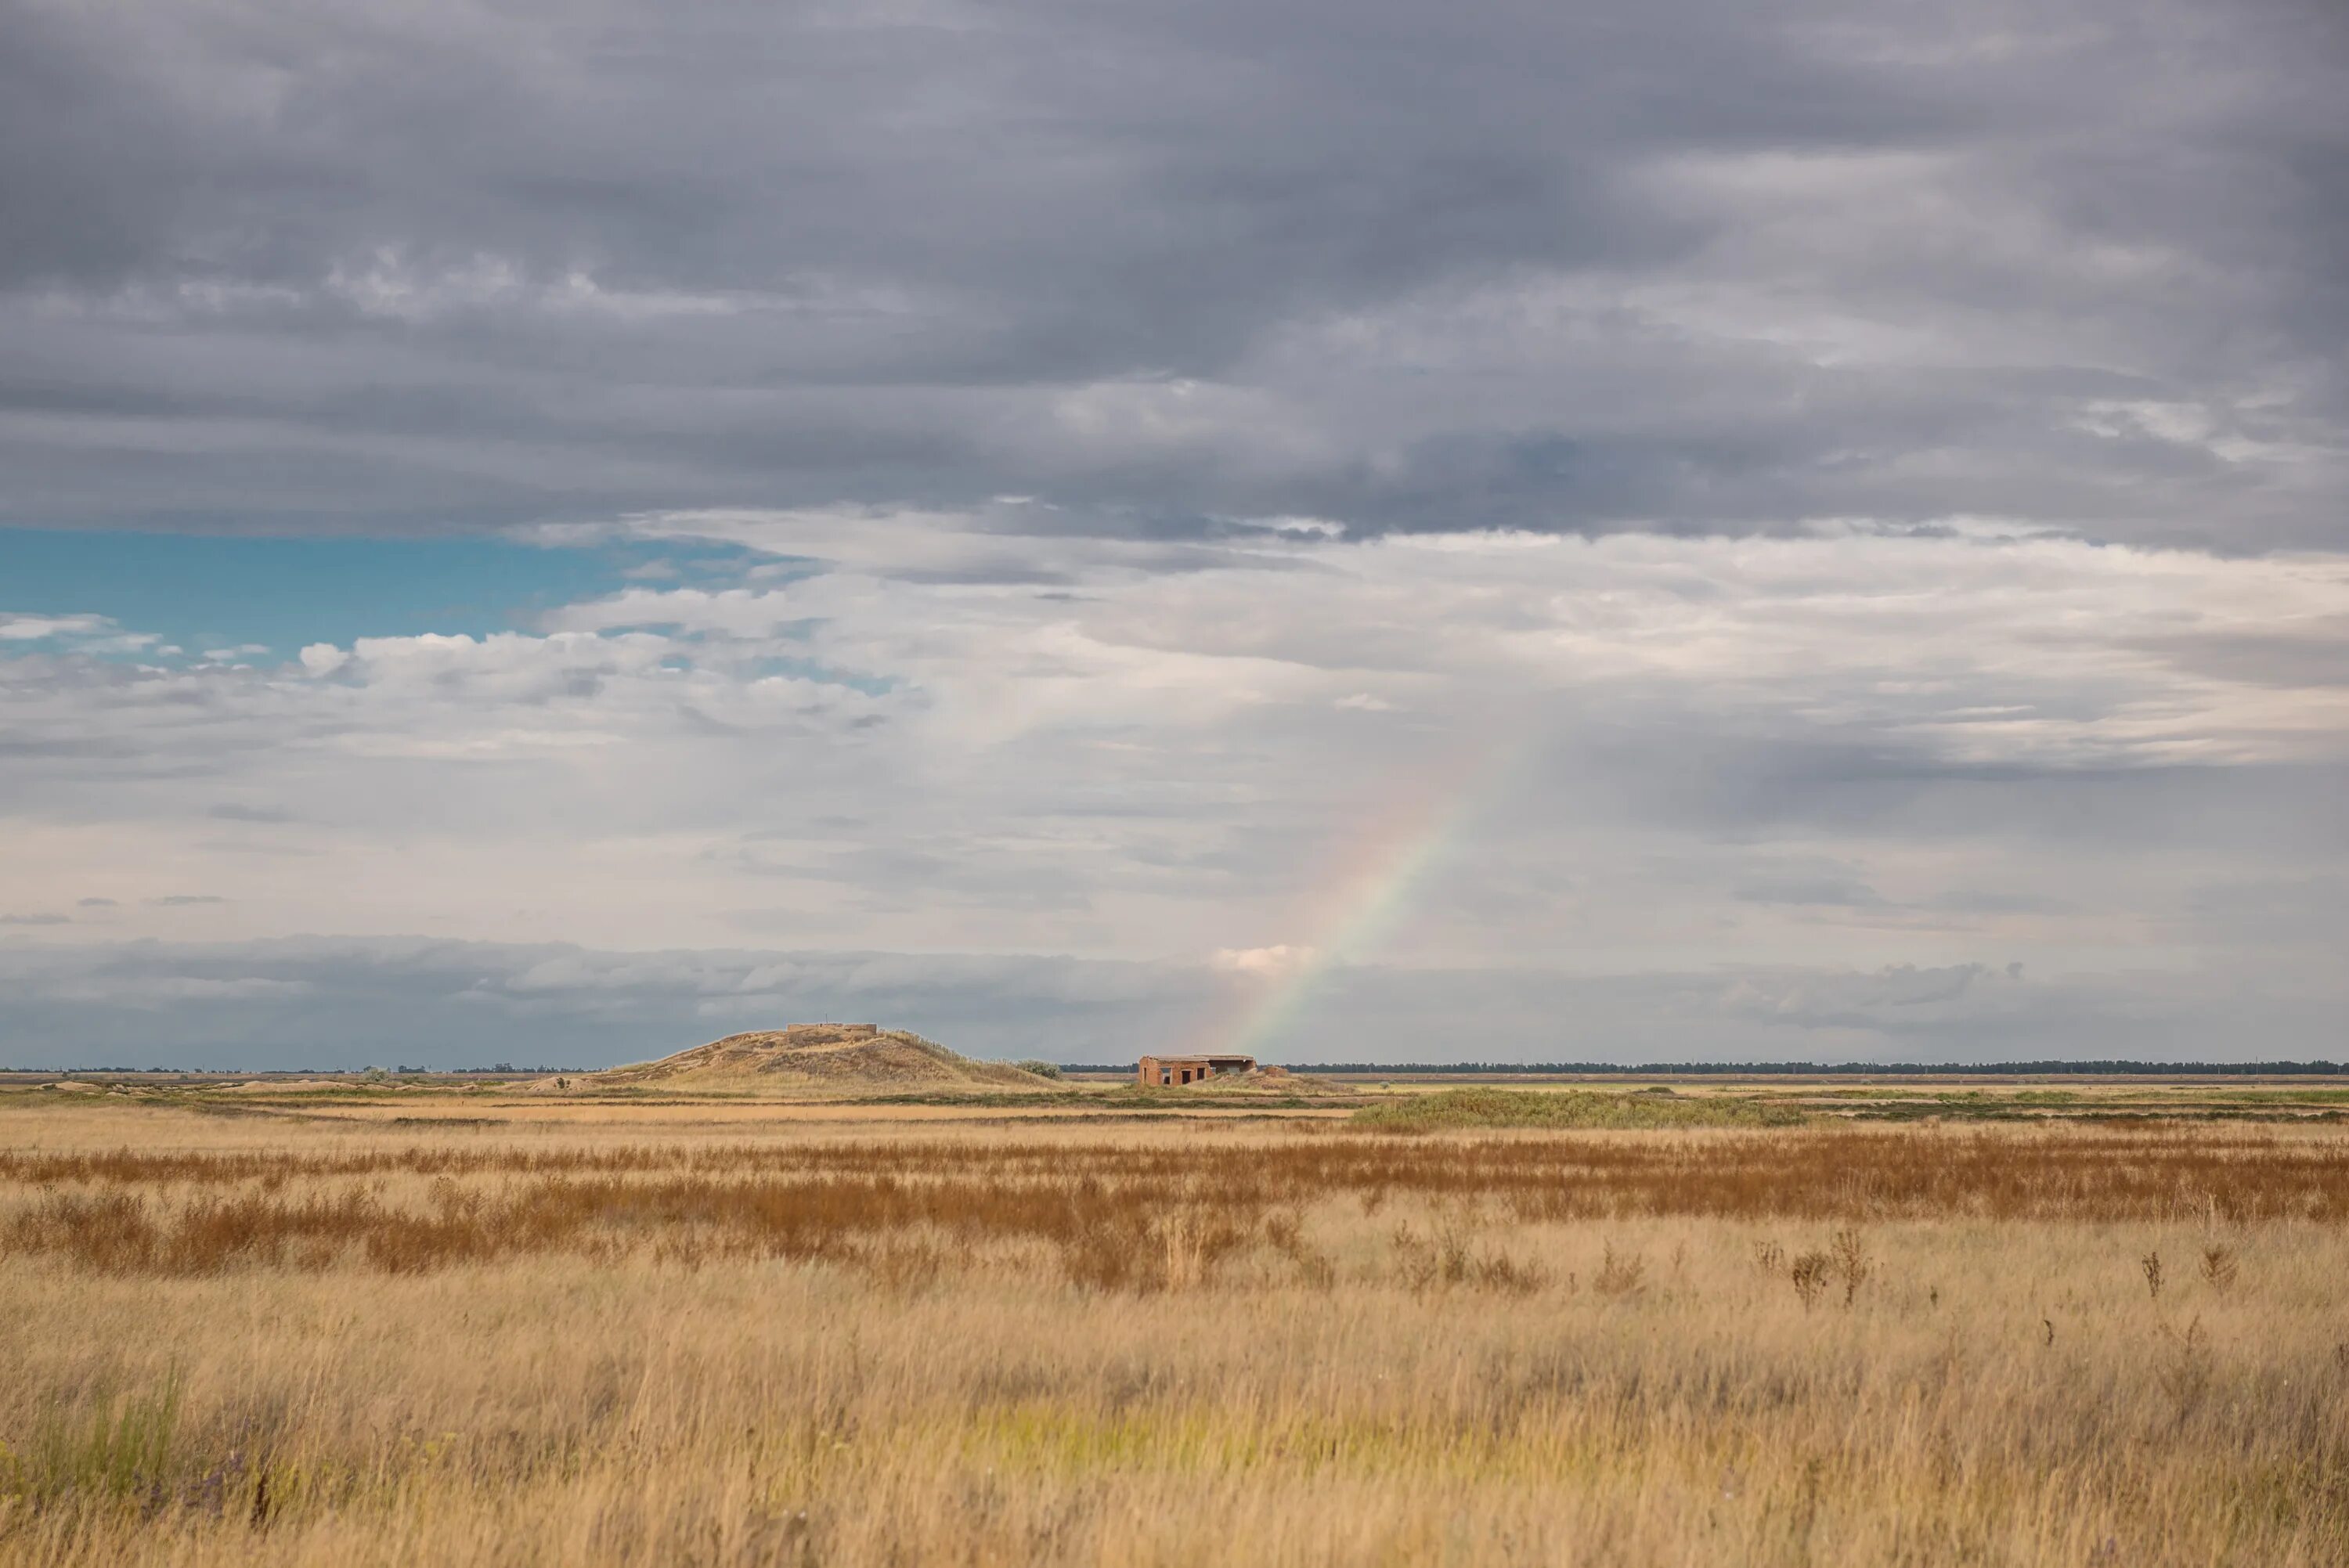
left=2, top=937, right=2334, bottom=1069
left=2, top=0, right=2342, bottom=543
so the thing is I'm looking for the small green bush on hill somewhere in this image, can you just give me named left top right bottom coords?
left=1351, top=1087, right=1803, bottom=1131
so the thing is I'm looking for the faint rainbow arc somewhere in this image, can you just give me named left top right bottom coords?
left=1207, top=739, right=1520, bottom=1061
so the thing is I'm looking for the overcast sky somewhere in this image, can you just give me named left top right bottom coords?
left=2, top=0, right=2344, bottom=1066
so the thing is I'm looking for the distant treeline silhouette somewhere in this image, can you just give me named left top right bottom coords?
left=1066, top=1060, right=2345, bottom=1076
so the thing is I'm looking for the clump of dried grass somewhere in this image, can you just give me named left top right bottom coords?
left=1388, top=1222, right=1548, bottom=1295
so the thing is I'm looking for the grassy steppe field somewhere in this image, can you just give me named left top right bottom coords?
left=2, top=1083, right=2347, bottom=1565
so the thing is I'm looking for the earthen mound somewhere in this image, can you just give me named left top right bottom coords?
left=586, top=1024, right=1054, bottom=1091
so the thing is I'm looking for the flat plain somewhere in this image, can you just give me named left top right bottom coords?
left=2, top=1074, right=2347, bottom=1565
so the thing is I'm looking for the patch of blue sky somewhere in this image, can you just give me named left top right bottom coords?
left=0, top=528, right=781, bottom=661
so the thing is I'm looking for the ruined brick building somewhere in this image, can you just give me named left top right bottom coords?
left=1136, top=1054, right=1254, bottom=1087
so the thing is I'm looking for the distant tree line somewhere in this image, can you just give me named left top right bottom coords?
left=1062, top=1060, right=2344, bottom=1076
left=16, top=1064, right=555, bottom=1076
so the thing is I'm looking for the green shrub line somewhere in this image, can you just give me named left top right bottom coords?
left=1351, top=1087, right=1805, bottom=1132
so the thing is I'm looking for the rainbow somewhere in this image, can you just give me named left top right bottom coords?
left=1203, top=737, right=1518, bottom=1060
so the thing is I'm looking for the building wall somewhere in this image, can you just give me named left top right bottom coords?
left=1137, top=1054, right=1253, bottom=1086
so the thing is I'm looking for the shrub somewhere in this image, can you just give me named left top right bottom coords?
left=1832, top=1227, right=1870, bottom=1307
left=1593, top=1243, right=1647, bottom=1298
left=2155, top=1317, right=2213, bottom=1418
left=1790, top=1251, right=1833, bottom=1310
left=2199, top=1245, right=2239, bottom=1295
left=1390, top=1222, right=1548, bottom=1296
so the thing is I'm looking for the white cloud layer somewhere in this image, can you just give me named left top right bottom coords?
left=3, top=516, right=2347, bottom=1062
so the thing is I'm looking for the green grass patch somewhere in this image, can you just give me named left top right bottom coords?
left=2, top=1373, right=183, bottom=1509
left=1350, top=1087, right=1803, bottom=1131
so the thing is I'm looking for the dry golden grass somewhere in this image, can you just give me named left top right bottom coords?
left=2, top=1104, right=2347, bottom=1565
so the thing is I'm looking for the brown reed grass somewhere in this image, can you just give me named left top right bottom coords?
left=6, top=1122, right=2347, bottom=1208
left=3, top=1115, right=2347, bottom=1566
